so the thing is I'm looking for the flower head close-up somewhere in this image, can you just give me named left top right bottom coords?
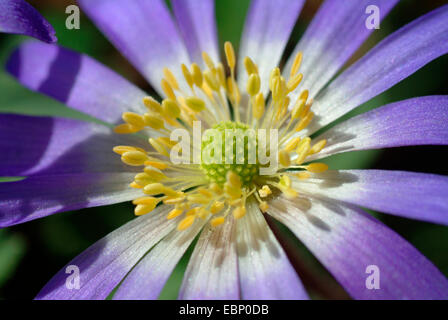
left=1, top=0, right=448, bottom=302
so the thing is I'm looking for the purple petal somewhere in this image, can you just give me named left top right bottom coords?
left=6, top=41, right=147, bottom=124
left=178, top=217, right=239, bottom=300
left=237, top=0, right=305, bottom=94
left=36, top=205, right=176, bottom=300
left=0, top=0, right=56, bottom=43
left=171, top=0, right=219, bottom=66
left=269, top=196, right=448, bottom=299
left=310, top=96, right=448, bottom=160
left=309, top=5, right=448, bottom=134
left=78, top=0, right=190, bottom=95
left=0, top=172, right=141, bottom=227
left=236, top=201, right=308, bottom=300
left=285, top=0, right=397, bottom=100
left=0, top=114, right=145, bottom=177
left=113, top=219, right=205, bottom=300
left=295, top=170, right=448, bottom=226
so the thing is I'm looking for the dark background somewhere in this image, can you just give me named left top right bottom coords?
left=0, top=0, right=447, bottom=299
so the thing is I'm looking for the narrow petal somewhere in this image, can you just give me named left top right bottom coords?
left=237, top=0, right=305, bottom=94
left=0, top=114, right=145, bottom=177
left=310, top=96, right=448, bottom=160
left=269, top=196, right=448, bottom=299
left=178, top=217, right=239, bottom=300
left=78, top=0, right=190, bottom=94
left=309, top=5, right=448, bottom=134
left=171, top=0, right=219, bottom=66
left=6, top=41, right=147, bottom=124
left=236, top=201, right=308, bottom=300
left=113, top=219, right=205, bottom=300
left=284, top=0, right=398, bottom=100
left=0, top=172, right=141, bottom=227
left=0, top=0, right=56, bottom=43
left=36, top=205, right=176, bottom=300
left=295, top=170, right=448, bottom=226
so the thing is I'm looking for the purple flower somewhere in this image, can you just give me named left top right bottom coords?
left=0, top=0, right=56, bottom=43
left=1, top=0, right=448, bottom=300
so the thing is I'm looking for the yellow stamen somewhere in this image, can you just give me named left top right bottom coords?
left=202, top=51, right=215, bottom=70
left=177, top=215, right=195, bottom=231
left=210, top=201, right=225, bottom=214
left=191, top=63, right=203, bottom=87
left=161, top=79, right=176, bottom=100
left=284, top=137, right=301, bottom=152
left=290, top=51, right=303, bottom=78
left=181, top=64, right=194, bottom=88
left=247, top=73, right=261, bottom=96
left=162, top=99, right=181, bottom=119
left=279, top=150, right=291, bottom=167
left=258, top=185, right=272, bottom=198
left=121, top=151, right=148, bottom=166
left=185, top=96, right=206, bottom=112
left=287, top=73, right=303, bottom=93
left=244, top=56, right=259, bottom=75
left=259, top=201, right=269, bottom=212
left=144, top=114, right=165, bottom=130
left=305, top=163, right=329, bottom=173
left=224, top=41, right=236, bottom=70
left=163, top=68, right=179, bottom=91
left=114, top=123, right=140, bottom=134
left=232, top=206, right=246, bottom=219
left=143, top=96, right=162, bottom=113
left=211, top=216, right=225, bottom=227
left=253, top=92, right=265, bottom=120
left=149, top=138, right=169, bottom=157
left=310, top=139, right=327, bottom=155
left=167, top=208, right=183, bottom=220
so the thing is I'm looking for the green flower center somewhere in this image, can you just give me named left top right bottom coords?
left=200, top=121, right=259, bottom=186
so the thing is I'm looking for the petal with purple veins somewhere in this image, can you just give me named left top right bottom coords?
left=113, top=219, right=205, bottom=300
left=36, top=205, right=176, bottom=300
left=284, top=0, right=398, bottom=101
left=236, top=201, right=308, bottom=300
left=0, top=114, right=146, bottom=177
left=293, top=170, right=448, bottom=226
left=78, top=0, right=190, bottom=95
left=269, top=196, right=448, bottom=299
left=0, top=0, right=56, bottom=43
left=237, top=0, right=305, bottom=94
left=309, top=96, right=448, bottom=160
left=171, top=0, right=219, bottom=67
left=308, top=5, right=448, bottom=135
left=6, top=41, right=147, bottom=124
left=178, top=216, right=239, bottom=300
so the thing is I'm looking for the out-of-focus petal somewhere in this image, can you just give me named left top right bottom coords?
left=0, top=114, right=145, bottom=177
left=285, top=0, right=397, bottom=100
left=178, top=217, right=239, bottom=300
left=36, top=205, right=176, bottom=300
left=113, top=219, right=205, bottom=300
left=78, top=0, right=190, bottom=95
left=0, top=0, right=57, bottom=43
left=171, top=0, right=219, bottom=66
left=236, top=201, right=308, bottom=300
left=237, top=0, right=305, bottom=94
left=0, top=172, right=141, bottom=227
left=293, top=170, right=448, bottom=226
left=310, top=96, right=448, bottom=160
left=269, top=196, right=448, bottom=299
left=308, top=5, right=448, bottom=135
left=6, top=41, right=147, bottom=124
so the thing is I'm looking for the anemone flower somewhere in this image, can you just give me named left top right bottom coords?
left=1, top=0, right=448, bottom=300
left=0, top=0, right=56, bottom=43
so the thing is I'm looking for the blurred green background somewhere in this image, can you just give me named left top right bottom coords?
left=0, top=0, right=447, bottom=299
